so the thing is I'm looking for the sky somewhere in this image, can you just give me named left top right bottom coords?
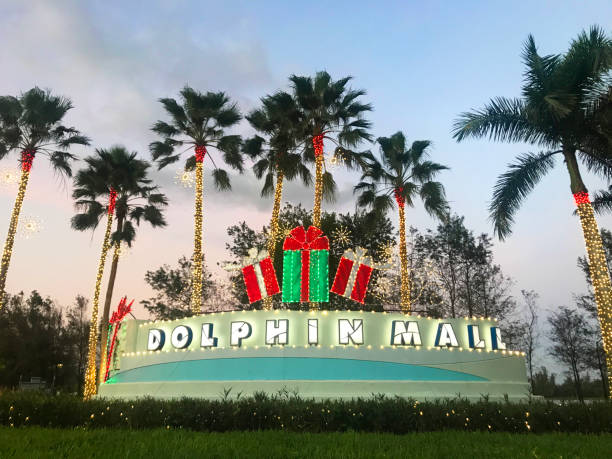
left=1, top=0, right=611, bottom=351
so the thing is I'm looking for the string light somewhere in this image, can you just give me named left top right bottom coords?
left=312, top=135, right=324, bottom=228
left=574, top=192, right=612, bottom=397
left=264, top=168, right=284, bottom=310
left=175, top=169, right=195, bottom=188
left=18, top=215, right=43, bottom=239
left=114, top=241, right=131, bottom=259
left=102, top=297, right=133, bottom=383
left=191, top=145, right=206, bottom=315
left=377, top=241, right=395, bottom=263
left=331, top=226, right=352, bottom=247
left=83, top=188, right=116, bottom=399
left=0, top=150, right=35, bottom=309
left=395, top=187, right=410, bottom=313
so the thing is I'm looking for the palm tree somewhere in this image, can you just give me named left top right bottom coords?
left=243, top=92, right=311, bottom=309
left=0, top=87, right=89, bottom=308
left=289, top=71, right=372, bottom=227
left=150, top=86, right=242, bottom=314
left=72, top=146, right=167, bottom=391
left=355, top=132, right=449, bottom=313
left=452, top=27, right=612, bottom=397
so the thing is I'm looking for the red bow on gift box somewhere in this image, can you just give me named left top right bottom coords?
left=283, top=226, right=329, bottom=250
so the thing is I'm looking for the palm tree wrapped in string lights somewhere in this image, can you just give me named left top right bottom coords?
left=0, top=87, right=89, bottom=309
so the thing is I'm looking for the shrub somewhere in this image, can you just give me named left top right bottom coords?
left=1, top=391, right=610, bottom=433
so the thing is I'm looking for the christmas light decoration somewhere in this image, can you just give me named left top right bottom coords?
left=224, top=248, right=280, bottom=304
left=331, top=247, right=376, bottom=303
left=0, top=168, right=20, bottom=187
left=377, top=241, right=395, bottom=264
left=191, top=145, right=206, bottom=315
left=331, top=226, right=352, bottom=247
left=115, top=241, right=131, bottom=259
left=574, top=192, right=612, bottom=397
left=312, top=135, right=324, bottom=228
left=0, top=150, right=36, bottom=309
left=282, top=226, right=329, bottom=304
left=371, top=275, right=394, bottom=301
left=395, top=187, right=410, bottom=312
left=103, top=297, right=133, bottom=383
left=18, top=215, right=43, bottom=239
left=175, top=169, right=195, bottom=188
left=83, top=188, right=116, bottom=400
left=263, top=168, right=284, bottom=310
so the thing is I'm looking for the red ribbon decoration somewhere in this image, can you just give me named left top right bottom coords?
left=312, top=135, right=324, bottom=157
left=108, top=188, right=117, bottom=215
left=573, top=191, right=590, bottom=206
left=283, top=226, right=329, bottom=302
left=104, top=297, right=133, bottom=383
left=394, top=186, right=405, bottom=208
left=21, top=150, right=35, bottom=172
left=195, top=145, right=207, bottom=163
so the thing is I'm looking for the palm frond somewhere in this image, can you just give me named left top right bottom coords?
left=489, top=151, right=557, bottom=240
left=212, top=168, right=231, bottom=191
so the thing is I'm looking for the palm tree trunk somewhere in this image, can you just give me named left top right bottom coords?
left=191, top=148, right=205, bottom=315
left=263, top=169, right=284, bottom=310
left=83, top=189, right=116, bottom=400
left=398, top=203, right=411, bottom=313
left=312, top=135, right=324, bottom=228
left=98, top=217, right=123, bottom=383
left=0, top=151, right=35, bottom=309
left=565, top=148, right=612, bottom=398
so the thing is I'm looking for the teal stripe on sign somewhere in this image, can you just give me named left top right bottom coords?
left=106, top=357, right=486, bottom=384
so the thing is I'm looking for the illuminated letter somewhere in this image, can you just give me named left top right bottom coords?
left=171, top=325, right=192, bottom=349
left=231, top=321, right=252, bottom=347
left=147, top=329, right=165, bottom=351
left=490, top=327, right=507, bottom=350
left=467, top=325, right=485, bottom=348
left=201, top=323, right=218, bottom=347
left=338, top=319, right=363, bottom=345
left=266, top=319, right=288, bottom=345
left=308, top=319, right=318, bottom=345
left=435, top=323, right=458, bottom=347
left=391, top=321, right=421, bottom=346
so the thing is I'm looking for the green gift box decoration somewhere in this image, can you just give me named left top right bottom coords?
left=282, top=226, right=329, bottom=302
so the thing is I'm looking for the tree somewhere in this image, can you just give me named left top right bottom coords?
left=63, top=295, right=90, bottom=393
left=224, top=203, right=395, bottom=310
left=548, top=306, right=591, bottom=402
left=151, top=86, right=243, bottom=314
left=0, top=88, right=89, bottom=308
left=72, top=146, right=168, bottom=386
left=355, top=132, right=449, bottom=312
left=289, top=71, right=372, bottom=228
left=453, top=27, right=612, bottom=396
left=516, top=290, right=540, bottom=393
left=243, top=91, right=311, bottom=308
left=142, top=256, right=226, bottom=320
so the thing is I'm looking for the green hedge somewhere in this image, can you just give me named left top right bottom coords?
left=1, top=391, right=611, bottom=434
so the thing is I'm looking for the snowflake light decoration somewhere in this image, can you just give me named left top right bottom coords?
left=371, top=275, right=394, bottom=301
left=376, top=241, right=395, bottom=263
left=19, top=215, right=43, bottom=239
left=175, top=169, right=195, bottom=188
left=0, top=168, right=20, bottom=187
left=331, top=226, right=352, bottom=247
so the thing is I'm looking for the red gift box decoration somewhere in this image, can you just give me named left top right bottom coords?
left=331, top=247, right=375, bottom=304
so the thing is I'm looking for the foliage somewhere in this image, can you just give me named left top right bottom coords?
left=141, top=256, right=233, bottom=320
left=355, top=132, right=449, bottom=220
left=71, top=146, right=168, bottom=246
left=0, top=293, right=88, bottom=392
left=150, top=86, right=243, bottom=188
left=224, top=203, right=395, bottom=310
left=413, top=215, right=516, bottom=320
left=0, top=87, right=89, bottom=174
left=453, top=26, right=612, bottom=238
left=0, top=392, right=611, bottom=434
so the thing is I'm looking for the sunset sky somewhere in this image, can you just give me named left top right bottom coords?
left=1, top=0, right=611, bottom=349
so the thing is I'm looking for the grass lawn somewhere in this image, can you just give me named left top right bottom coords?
left=0, top=428, right=611, bottom=458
